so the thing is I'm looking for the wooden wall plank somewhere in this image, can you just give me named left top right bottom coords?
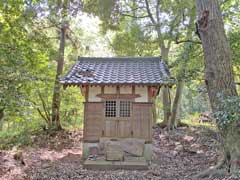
left=132, top=103, right=153, bottom=141
left=83, top=102, right=104, bottom=141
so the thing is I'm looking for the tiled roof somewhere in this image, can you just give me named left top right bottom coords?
left=60, top=57, right=174, bottom=85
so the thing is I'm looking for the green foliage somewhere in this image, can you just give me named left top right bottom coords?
left=181, top=82, right=209, bottom=116
left=83, top=0, right=121, bottom=33
left=60, top=87, right=84, bottom=129
left=0, top=0, right=52, bottom=123
left=0, top=0, right=88, bottom=142
left=111, top=21, right=159, bottom=56
left=170, top=43, right=204, bottom=81
left=229, top=29, right=240, bottom=65
left=213, top=96, right=240, bottom=129
left=0, top=120, right=43, bottom=149
left=222, top=0, right=240, bottom=29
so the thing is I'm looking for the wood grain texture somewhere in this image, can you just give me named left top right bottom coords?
left=132, top=103, right=153, bottom=141
left=83, top=102, right=104, bottom=141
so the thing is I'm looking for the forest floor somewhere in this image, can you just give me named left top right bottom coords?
left=0, top=125, right=235, bottom=180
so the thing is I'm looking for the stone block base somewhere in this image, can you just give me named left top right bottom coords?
left=82, top=142, right=152, bottom=161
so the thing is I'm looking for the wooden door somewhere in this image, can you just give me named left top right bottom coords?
left=105, top=119, right=117, bottom=137
left=117, top=118, right=132, bottom=137
left=104, top=100, right=132, bottom=138
left=104, top=118, right=132, bottom=138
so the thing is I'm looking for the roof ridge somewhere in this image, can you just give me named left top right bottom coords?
left=78, top=56, right=162, bottom=61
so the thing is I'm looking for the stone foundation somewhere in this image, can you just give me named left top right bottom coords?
left=82, top=142, right=152, bottom=161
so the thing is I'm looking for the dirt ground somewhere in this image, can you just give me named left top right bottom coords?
left=0, top=126, right=235, bottom=180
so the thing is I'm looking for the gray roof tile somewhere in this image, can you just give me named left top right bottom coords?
left=60, top=57, right=174, bottom=85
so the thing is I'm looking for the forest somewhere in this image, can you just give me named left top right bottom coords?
left=0, top=0, right=240, bottom=179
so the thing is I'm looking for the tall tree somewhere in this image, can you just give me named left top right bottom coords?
left=143, top=0, right=200, bottom=128
left=169, top=8, right=197, bottom=129
left=196, top=0, right=237, bottom=110
left=143, top=0, right=180, bottom=126
left=51, top=19, right=68, bottom=129
left=32, top=0, right=83, bottom=129
left=51, top=0, right=69, bottom=129
left=195, top=0, right=239, bottom=176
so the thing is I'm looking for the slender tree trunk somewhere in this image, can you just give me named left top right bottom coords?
left=196, top=0, right=239, bottom=174
left=187, top=90, right=194, bottom=114
left=162, top=88, right=171, bottom=125
left=169, top=13, right=194, bottom=128
left=144, top=0, right=172, bottom=127
left=51, top=21, right=68, bottom=129
left=0, top=108, right=4, bottom=130
left=159, top=46, right=172, bottom=127
left=169, top=80, right=184, bottom=129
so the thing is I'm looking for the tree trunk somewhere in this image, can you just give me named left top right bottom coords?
left=144, top=0, right=172, bottom=128
left=162, top=87, right=171, bottom=125
left=0, top=108, right=4, bottom=130
left=196, top=0, right=237, bottom=109
left=169, top=80, right=184, bottom=129
left=51, top=21, right=68, bottom=129
left=169, top=13, right=194, bottom=129
left=187, top=90, right=194, bottom=114
left=196, top=0, right=239, bottom=174
left=159, top=46, right=171, bottom=127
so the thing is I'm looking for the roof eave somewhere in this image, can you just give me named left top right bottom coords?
left=60, top=82, right=175, bottom=87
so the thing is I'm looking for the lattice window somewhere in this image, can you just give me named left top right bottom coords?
left=105, top=101, right=116, bottom=117
left=120, top=101, right=131, bottom=117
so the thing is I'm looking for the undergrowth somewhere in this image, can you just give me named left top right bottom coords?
left=0, top=117, right=83, bottom=150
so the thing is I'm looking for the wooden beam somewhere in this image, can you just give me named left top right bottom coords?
left=96, top=94, right=141, bottom=100
left=85, top=85, right=89, bottom=102
left=148, top=86, right=152, bottom=102
left=101, top=86, right=104, bottom=94
left=116, top=86, right=120, bottom=95
left=132, top=85, right=135, bottom=95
